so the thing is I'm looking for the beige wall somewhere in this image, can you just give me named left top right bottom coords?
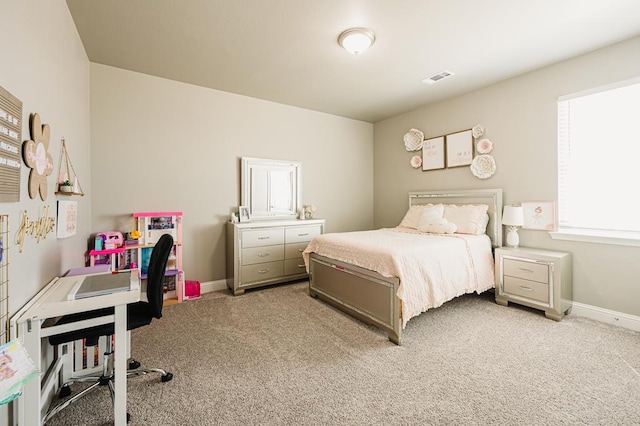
left=89, top=64, right=374, bottom=283
left=2, top=2, right=91, bottom=314
left=373, top=35, right=640, bottom=317
left=2, top=1, right=91, bottom=423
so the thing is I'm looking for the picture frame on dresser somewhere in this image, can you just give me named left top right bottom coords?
left=239, top=206, right=251, bottom=222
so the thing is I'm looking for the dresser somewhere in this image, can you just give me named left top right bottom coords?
left=226, top=219, right=324, bottom=295
left=494, top=246, right=572, bottom=320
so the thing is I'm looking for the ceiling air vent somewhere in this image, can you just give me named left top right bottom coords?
left=422, top=70, right=455, bottom=85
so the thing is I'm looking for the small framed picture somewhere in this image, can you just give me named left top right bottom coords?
left=422, top=136, right=445, bottom=171
left=521, top=201, right=557, bottom=231
left=445, top=129, right=474, bottom=168
left=239, top=206, right=251, bottom=222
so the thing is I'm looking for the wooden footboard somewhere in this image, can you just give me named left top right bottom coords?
left=308, top=253, right=402, bottom=344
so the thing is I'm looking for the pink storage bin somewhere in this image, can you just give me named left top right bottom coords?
left=184, top=280, right=201, bottom=299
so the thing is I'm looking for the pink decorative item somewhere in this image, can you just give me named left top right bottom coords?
left=184, top=280, right=201, bottom=299
left=410, top=155, right=422, bottom=168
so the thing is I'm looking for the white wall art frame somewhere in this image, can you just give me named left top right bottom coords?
left=521, top=201, right=557, bottom=231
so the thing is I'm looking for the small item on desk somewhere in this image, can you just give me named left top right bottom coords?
left=67, top=271, right=132, bottom=300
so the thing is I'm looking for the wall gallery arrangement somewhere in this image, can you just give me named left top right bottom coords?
left=404, top=124, right=497, bottom=179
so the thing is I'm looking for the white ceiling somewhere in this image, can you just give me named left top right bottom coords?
left=65, top=0, right=640, bottom=123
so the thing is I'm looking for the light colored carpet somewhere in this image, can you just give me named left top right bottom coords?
left=46, top=281, right=640, bottom=425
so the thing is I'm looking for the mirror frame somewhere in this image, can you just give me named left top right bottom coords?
left=241, top=157, right=302, bottom=220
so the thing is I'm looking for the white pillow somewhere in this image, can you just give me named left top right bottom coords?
left=418, top=216, right=457, bottom=234
left=399, top=204, right=443, bottom=229
left=443, top=204, right=489, bottom=235
left=416, top=205, right=445, bottom=230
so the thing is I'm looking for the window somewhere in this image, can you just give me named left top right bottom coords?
left=556, top=78, right=640, bottom=245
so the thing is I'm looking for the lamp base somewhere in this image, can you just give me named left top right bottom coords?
left=506, top=227, right=520, bottom=248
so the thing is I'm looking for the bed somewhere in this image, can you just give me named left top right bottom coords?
left=303, top=189, right=503, bottom=344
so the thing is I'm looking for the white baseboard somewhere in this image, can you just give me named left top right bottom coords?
left=570, top=301, right=640, bottom=332
left=200, top=279, right=227, bottom=294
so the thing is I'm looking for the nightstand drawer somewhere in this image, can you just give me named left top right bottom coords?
left=504, top=276, right=549, bottom=303
left=503, top=258, right=549, bottom=284
left=242, top=228, right=284, bottom=248
left=241, top=245, right=284, bottom=266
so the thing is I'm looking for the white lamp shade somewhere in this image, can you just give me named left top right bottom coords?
left=338, top=28, right=375, bottom=55
left=502, top=206, right=524, bottom=227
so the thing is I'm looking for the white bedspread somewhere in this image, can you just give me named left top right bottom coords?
left=303, top=227, right=495, bottom=328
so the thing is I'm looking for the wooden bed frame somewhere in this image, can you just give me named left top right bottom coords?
left=308, top=188, right=503, bottom=345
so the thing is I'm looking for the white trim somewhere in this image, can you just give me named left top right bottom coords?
left=570, top=301, right=640, bottom=332
left=550, top=228, right=640, bottom=247
left=558, top=75, right=640, bottom=101
left=200, top=279, right=227, bottom=294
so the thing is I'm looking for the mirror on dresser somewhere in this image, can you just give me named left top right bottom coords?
left=241, top=157, right=302, bottom=220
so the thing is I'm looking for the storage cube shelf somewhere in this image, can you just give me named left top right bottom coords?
left=131, top=212, right=184, bottom=304
left=89, top=212, right=185, bottom=304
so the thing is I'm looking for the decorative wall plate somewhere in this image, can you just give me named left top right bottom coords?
left=470, top=154, right=496, bottom=179
left=403, top=128, right=424, bottom=151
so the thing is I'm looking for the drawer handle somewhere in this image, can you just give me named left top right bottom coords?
left=517, top=268, right=535, bottom=274
left=297, top=264, right=305, bottom=268
left=298, top=233, right=309, bottom=237
left=297, top=248, right=304, bottom=252
left=258, top=253, right=271, bottom=257
left=258, top=236, right=270, bottom=240
left=257, top=268, right=271, bottom=274
left=518, top=285, right=534, bottom=292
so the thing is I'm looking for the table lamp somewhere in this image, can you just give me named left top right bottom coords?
left=502, top=205, right=524, bottom=248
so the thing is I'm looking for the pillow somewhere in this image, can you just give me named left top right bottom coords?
left=418, top=216, right=457, bottom=234
left=443, top=204, right=489, bottom=235
left=398, top=204, right=443, bottom=229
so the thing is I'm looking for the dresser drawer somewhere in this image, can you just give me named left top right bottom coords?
left=503, top=258, right=549, bottom=284
left=241, top=261, right=284, bottom=284
left=241, top=245, right=284, bottom=266
left=285, top=225, right=322, bottom=244
left=242, top=228, right=284, bottom=248
left=504, top=276, right=549, bottom=303
left=285, top=242, right=308, bottom=260
left=284, top=258, right=307, bottom=276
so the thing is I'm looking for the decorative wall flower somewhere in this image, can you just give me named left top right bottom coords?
left=470, top=154, right=496, bottom=179
left=22, top=113, right=54, bottom=200
left=410, top=155, right=422, bottom=169
left=472, top=125, right=484, bottom=139
left=476, top=138, right=493, bottom=154
left=403, top=128, right=424, bottom=151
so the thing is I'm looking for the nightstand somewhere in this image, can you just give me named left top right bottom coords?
left=494, top=246, right=572, bottom=320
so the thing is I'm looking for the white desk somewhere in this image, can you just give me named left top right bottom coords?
left=10, top=270, right=140, bottom=426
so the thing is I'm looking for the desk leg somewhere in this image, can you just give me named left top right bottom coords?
left=113, top=304, right=127, bottom=425
left=16, top=320, right=42, bottom=426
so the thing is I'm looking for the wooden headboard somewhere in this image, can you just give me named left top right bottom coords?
left=408, top=188, right=503, bottom=248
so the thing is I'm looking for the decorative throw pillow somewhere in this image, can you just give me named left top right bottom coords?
left=399, top=204, right=443, bottom=229
left=418, top=216, right=457, bottom=234
left=443, top=204, right=489, bottom=235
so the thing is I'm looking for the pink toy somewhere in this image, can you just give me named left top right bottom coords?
left=98, top=231, right=124, bottom=249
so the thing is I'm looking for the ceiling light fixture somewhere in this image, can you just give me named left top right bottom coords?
left=338, top=28, right=375, bottom=55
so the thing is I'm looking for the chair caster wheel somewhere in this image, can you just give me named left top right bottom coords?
left=59, top=385, right=71, bottom=398
left=129, top=360, right=141, bottom=369
left=161, top=372, right=173, bottom=382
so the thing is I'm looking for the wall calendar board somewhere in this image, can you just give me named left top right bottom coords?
left=0, top=86, right=22, bottom=202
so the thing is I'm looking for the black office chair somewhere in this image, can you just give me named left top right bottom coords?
left=43, top=234, right=175, bottom=424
